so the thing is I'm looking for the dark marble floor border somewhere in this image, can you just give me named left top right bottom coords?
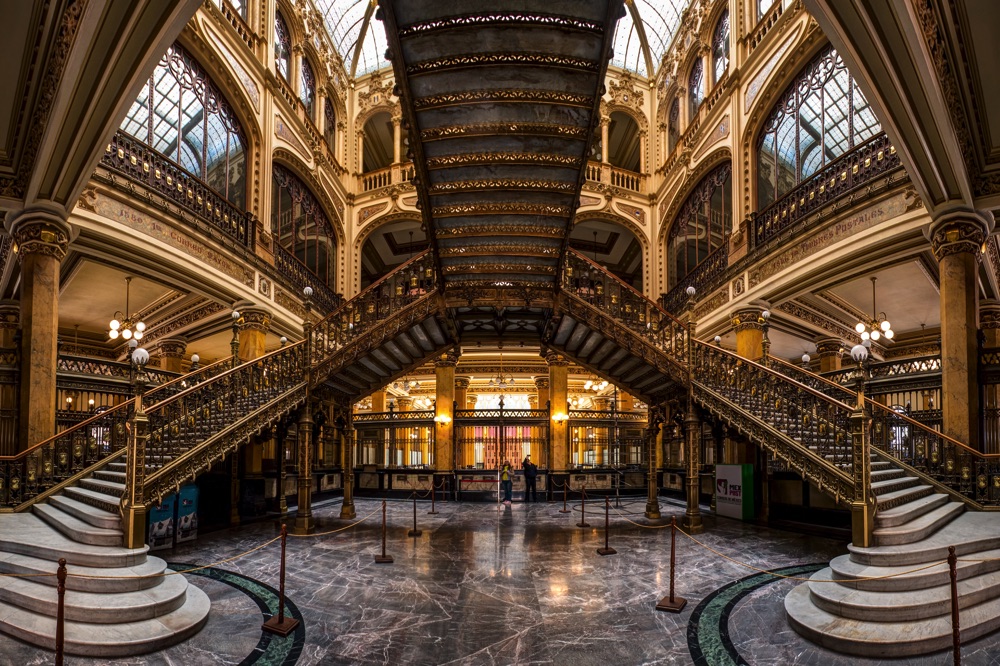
left=168, top=563, right=305, bottom=666
left=687, top=562, right=826, bottom=666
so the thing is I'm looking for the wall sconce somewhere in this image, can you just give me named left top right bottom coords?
left=551, top=413, right=569, bottom=422
left=433, top=414, right=451, bottom=426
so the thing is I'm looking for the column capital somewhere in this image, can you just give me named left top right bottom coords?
left=236, top=306, right=272, bottom=333
left=0, top=300, right=18, bottom=330
left=534, top=376, right=550, bottom=390
left=814, top=337, right=844, bottom=358
left=6, top=206, right=71, bottom=261
left=730, top=302, right=769, bottom=333
left=157, top=337, right=188, bottom=359
left=435, top=348, right=460, bottom=367
left=927, top=208, right=991, bottom=261
left=545, top=350, right=569, bottom=367
left=454, top=376, right=470, bottom=389
left=981, top=299, right=1000, bottom=329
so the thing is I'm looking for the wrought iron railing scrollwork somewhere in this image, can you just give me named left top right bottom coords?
left=561, top=248, right=690, bottom=370
left=273, top=244, right=343, bottom=314
left=0, top=355, right=235, bottom=510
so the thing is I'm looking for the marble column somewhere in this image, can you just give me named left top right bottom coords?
left=600, top=116, right=610, bottom=164
left=434, top=349, right=459, bottom=472
left=454, top=377, right=469, bottom=410
left=730, top=302, right=768, bottom=362
left=158, top=337, right=187, bottom=373
left=929, top=210, right=990, bottom=450
left=370, top=389, right=386, bottom=412
left=815, top=338, right=844, bottom=373
left=7, top=208, right=70, bottom=452
left=547, top=351, right=569, bottom=472
left=535, top=376, right=550, bottom=411
left=237, top=306, right=271, bottom=362
left=392, top=115, right=402, bottom=165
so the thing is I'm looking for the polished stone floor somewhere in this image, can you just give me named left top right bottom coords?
left=3, top=495, right=1000, bottom=665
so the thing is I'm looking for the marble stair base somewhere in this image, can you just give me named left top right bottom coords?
left=0, top=470, right=210, bottom=656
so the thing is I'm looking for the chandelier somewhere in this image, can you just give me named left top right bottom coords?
left=108, top=277, right=146, bottom=341
left=584, top=376, right=608, bottom=392
left=392, top=377, right=419, bottom=392
left=854, top=277, right=893, bottom=342
left=488, top=353, right=514, bottom=390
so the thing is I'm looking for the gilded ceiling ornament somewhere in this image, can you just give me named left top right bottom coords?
left=432, top=203, right=571, bottom=217
left=397, top=13, right=603, bottom=38
left=425, top=153, right=582, bottom=168
left=434, top=224, right=564, bottom=236
left=414, top=89, right=593, bottom=109
left=420, top=122, right=588, bottom=140
left=428, top=179, right=577, bottom=194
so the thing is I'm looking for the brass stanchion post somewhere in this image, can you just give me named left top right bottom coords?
left=428, top=480, right=439, bottom=515
left=262, top=524, right=300, bottom=635
left=576, top=483, right=590, bottom=528
left=656, top=516, right=687, bottom=612
left=55, top=558, right=66, bottom=666
left=559, top=480, right=570, bottom=513
left=597, top=496, right=616, bottom=556
left=408, top=494, right=422, bottom=537
left=375, top=500, right=393, bottom=563
left=949, top=545, right=961, bottom=665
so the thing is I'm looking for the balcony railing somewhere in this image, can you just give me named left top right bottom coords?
left=100, top=131, right=255, bottom=249
left=585, top=161, right=645, bottom=193
left=359, top=162, right=415, bottom=192
left=272, top=244, right=343, bottom=315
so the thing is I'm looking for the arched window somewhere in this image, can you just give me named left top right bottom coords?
left=275, top=11, right=291, bottom=81
left=324, top=99, right=337, bottom=153
left=667, top=98, right=680, bottom=155
left=272, top=164, right=337, bottom=288
left=688, top=58, right=704, bottom=120
left=120, top=43, right=247, bottom=208
left=300, top=57, right=316, bottom=118
left=607, top=112, right=640, bottom=172
left=756, top=44, right=882, bottom=208
left=712, top=10, right=730, bottom=85
left=667, top=163, right=731, bottom=287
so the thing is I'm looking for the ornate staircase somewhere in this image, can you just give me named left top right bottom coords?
left=0, top=250, right=454, bottom=656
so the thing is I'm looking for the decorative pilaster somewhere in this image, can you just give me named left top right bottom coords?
left=122, top=350, right=150, bottom=549
left=0, top=301, right=19, bottom=349
left=815, top=337, right=844, bottom=373
left=7, top=208, right=70, bottom=452
left=434, top=348, right=459, bottom=472
left=293, top=405, right=315, bottom=534
left=157, top=337, right=187, bottom=373
left=980, top=299, right=1000, bottom=347
left=929, top=209, right=991, bottom=450
left=534, top=376, right=550, bottom=410
left=685, top=288, right=703, bottom=533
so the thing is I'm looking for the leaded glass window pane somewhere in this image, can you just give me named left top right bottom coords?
left=325, top=99, right=337, bottom=152
left=120, top=43, right=247, bottom=208
left=275, top=11, right=292, bottom=81
left=755, top=44, right=882, bottom=208
left=712, top=10, right=729, bottom=85
left=688, top=58, right=704, bottom=120
left=667, top=163, right=731, bottom=287
left=300, top=57, right=316, bottom=119
left=667, top=98, right=680, bottom=155
left=272, top=164, right=338, bottom=288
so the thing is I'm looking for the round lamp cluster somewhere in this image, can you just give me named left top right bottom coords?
left=854, top=318, right=893, bottom=341
left=109, top=318, right=144, bottom=340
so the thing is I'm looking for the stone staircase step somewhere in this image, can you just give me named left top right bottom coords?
left=872, top=501, right=966, bottom=547
left=79, top=478, right=126, bottom=498
left=107, top=462, right=127, bottom=472
left=0, top=566, right=189, bottom=623
left=0, top=550, right=168, bottom=593
left=93, top=470, right=127, bottom=483
left=873, top=484, right=932, bottom=510
left=849, top=512, right=1000, bottom=568
left=870, top=475, right=920, bottom=496
left=32, top=504, right=122, bottom=547
left=48, top=495, right=120, bottom=530
left=874, top=493, right=949, bottom=529
left=870, top=468, right=905, bottom=482
left=806, top=565, right=1000, bottom=622
left=0, top=514, right=146, bottom=569
left=64, top=486, right=121, bottom=514
left=0, top=584, right=210, bottom=657
left=785, top=582, right=1000, bottom=657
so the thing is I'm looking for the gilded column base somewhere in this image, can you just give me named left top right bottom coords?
left=339, top=501, right=356, bottom=519
left=644, top=499, right=661, bottom=520
left=121, top=505, right=147, bottom=549
left=850, top=500, right=874, bottom=548
left=292, top=515, right=315, bottom=535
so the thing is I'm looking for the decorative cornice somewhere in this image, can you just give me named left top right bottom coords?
left=406, top=53, right=599, bottom=75
left=414, top=89, right=593, bottom=109
left=425, top=153, right=582, bottom=169
left=432, top=203, right=571, bottom=218
left=420, top=122, right=587, bottom=141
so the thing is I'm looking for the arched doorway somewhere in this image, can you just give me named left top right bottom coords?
left=607, top=111, right=641, bottom=172
left=362, top=111, right=394, bottom=172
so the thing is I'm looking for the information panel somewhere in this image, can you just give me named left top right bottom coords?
left=715, top=464, right=755, bottom=520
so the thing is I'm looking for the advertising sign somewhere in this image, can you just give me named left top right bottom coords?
left=715, top=464, right=755, bottom=520
left=148, top=493, right=175, bottom=551
left=175, top=483, right=199, bottom=544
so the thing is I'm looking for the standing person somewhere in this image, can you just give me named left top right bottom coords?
left=522, top=455, right=538, bottom=502
left=500, top=461, right=513, bottom=506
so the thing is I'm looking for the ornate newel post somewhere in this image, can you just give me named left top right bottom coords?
left=293, top=287, right=315, bottom=534
left=122, top=347, right=151, bottom=549
left=645, top=407, right=662, bottom=519
left=340, top=406, right=356, bottom=519
left=684, top=286, right=703, bottom=533
left=849, top=344, right=874, bottom=548
left=929, top=209, right=990, bottom=450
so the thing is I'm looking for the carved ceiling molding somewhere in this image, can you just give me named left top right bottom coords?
left=442, top=263, right=556, bottom=276
left=432, top=202, right=572, bottom=218
left=776, top=299, right=863, bottom=347
left=439, top=244, right=560, bottom=258
left=420, top=122, right=588, bottom=141
left=414, top=89, right=593, bottom=110
left=405, top=53, right=600, bottom=75
left=427, top=179, right=577, bottom=194
left=425, top=153, right=582, bottom=169
left=396, top=13, right=604, bottom=38
left=435, top=224, right=564, bottom=238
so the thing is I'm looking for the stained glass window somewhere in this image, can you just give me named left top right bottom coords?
left=712, top=10, right=729, bottom=85
left=275, top=11, right=292, bottom=81
left=667, top=98, right=680, bottom=155
left=272, top=164, right=338, bottom=288
left=688, top=58, right=704, bottom=120
left=300, top=57, right=316, bottom=119
left=756, top=44, right=882, bottom=208
left=120, top=43, right=246, bottom=208
left=324, top=99, right=337, bottom=153
left=667, top=163, right=731, bottom=286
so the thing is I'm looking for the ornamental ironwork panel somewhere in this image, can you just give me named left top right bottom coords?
left=274, top=243, right=343, bottom=314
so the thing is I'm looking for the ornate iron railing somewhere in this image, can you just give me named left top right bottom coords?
left=354, top=410, right=435, bottom=423
left=822, top=354, right=941, bottom=386
left=57, top=354, right=179, bottom=386
left=100, top=130, right=254, bottom=249
left=0, top=355, right=234, bottom=510
left=752, top=133, right=901, bottom=249
left=660, top=241, right=730, bottom=316
left=567, top=409, right=647, bottom=422
left=562, top=248, right=690, bottom=370
left=273, top=243, right=343, bottom=314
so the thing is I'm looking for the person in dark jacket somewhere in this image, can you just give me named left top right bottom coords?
left=522, top=455, right=538, bottom=502
left=500, top=461, right=513, bottom=505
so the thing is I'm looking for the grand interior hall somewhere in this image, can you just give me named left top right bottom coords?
left=1, top=0, right=999, bottom=663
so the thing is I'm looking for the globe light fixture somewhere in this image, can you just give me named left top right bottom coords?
left=855, top=277, right=893, bottom=342
left=108, top=277, right=146, bottom=341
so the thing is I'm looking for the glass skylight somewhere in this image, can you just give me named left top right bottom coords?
left=610, top=0, right=693, bottom=77
left=313, top=0, right=388, bottom=77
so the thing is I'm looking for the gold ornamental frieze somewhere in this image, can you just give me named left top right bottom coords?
left=439, top=244, right=559, bottom=257
left=442, top=263, right=556, bottom=274
left=420, top=122, right=587, bottom=141
left=428, top=179, right=577, bottom=194
left=433, top=203, right=571, bottom=218
left=406, top=53, right=599, bottom=75
left=414, top=89, right=593, bottom=110
left=425, top=153, right=582, bottom=169
left=397, top=13, right=603, bottom=37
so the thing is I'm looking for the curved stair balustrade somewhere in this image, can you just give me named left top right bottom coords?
left=0, top=356, right=235, bottom=511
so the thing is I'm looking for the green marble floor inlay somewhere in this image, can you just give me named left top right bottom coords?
left=169, top=563, right=305, bottom=666
left=687, top=563, right=826, bottom=666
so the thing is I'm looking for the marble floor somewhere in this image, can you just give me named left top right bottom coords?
left=3, top=496, right=1000, bottom=665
